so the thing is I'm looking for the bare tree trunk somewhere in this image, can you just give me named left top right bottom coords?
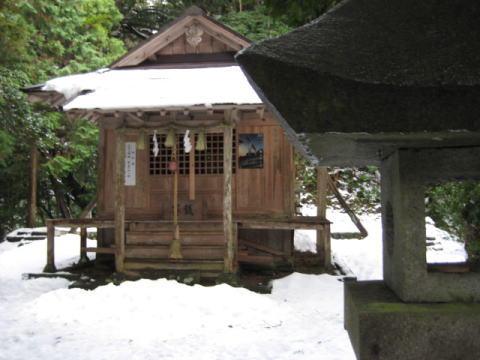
left=465, top=225, right=480, bottom=268
left=327, top=175, right=368, bottom=238
left=51, top=176, right=71, bottom=219
left=27, top=144, right=38, bottom=227
left=69, top=197, right=97, bottom=233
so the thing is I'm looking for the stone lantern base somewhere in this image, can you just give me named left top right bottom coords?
left=344, top=280, right=480, bottom=360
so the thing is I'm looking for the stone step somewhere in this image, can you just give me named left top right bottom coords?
left=6, top=235, right=46, bottom=242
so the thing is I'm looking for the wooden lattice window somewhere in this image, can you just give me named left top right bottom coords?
left=149, top=132, right=236, bottom=175
left=149, top=134, right=189, bottom=175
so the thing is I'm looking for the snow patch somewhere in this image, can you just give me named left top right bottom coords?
left=295, top=207, right=467, bottom=280
left=0, top=210, right=468, bottom=360
left=42, top=66, right=262, bottom=110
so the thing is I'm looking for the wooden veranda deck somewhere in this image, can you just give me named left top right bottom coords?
left=43, top=216, right=331, bottom=275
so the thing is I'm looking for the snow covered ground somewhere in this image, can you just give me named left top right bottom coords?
left=0, top=210, right=466, bottom=360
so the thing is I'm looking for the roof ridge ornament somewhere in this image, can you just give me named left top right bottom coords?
left=186, top=23, right=204, bottom=48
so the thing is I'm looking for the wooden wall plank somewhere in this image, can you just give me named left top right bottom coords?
left=197, top=33, right=212, bottom=53
left=159, top=41, right=174, bottom=55
left=172, top=34, right=186, bottom=55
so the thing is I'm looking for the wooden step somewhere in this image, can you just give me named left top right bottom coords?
left=240, top=240, right=287, bottom=257
left=125, top=245, right=224, bottom=260
left=124, top=259, right=224, bottom=272
left=82, top=247, right=115, bottom=254
left=126, top=231, right=224, bottom=246
left=128, top=221, right=223, bottom=232
left=126, top=231, right=171, bottom=245
left=238, top=254, right=275, bottom=266
left=238, top=249, right=249, bottom=256
left=7, top=235, right=46, bottom=242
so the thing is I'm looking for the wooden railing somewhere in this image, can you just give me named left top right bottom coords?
left=235, top=216, right=330, bottom=230
left=235, top=216, right=331, bottom=269
left=44, top=219, right=114, bottom=273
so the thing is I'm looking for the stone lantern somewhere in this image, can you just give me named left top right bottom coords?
left=237, top=0, right=480, bottom=358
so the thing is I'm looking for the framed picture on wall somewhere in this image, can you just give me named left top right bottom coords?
left=239, top=133, right=264, bottom=169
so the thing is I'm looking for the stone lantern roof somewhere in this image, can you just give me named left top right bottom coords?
left=237, top=0, right=480, bottom=166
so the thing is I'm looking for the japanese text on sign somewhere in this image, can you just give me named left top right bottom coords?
left=125, top=142, right=136, bottom=186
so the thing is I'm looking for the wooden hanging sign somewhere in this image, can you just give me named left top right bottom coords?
left=124, top=142, right=136, bottom=186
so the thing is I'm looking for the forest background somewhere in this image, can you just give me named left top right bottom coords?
left=0, top=0, right=478, bottom=262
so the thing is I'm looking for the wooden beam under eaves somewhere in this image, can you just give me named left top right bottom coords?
left=232, top=108, right=241, bottom=124
left=194, top=16, right=250, bottom=49
left=126, top=112, right=144, bottom=125
left=89, top=104, right=261, bottom=114
left=90, top=114, right=101, bottom=123
left=256, top=107, right=265, bottom=120
left=111, top=16, right=192, bottom=68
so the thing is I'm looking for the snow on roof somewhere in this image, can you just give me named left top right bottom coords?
left=42, top=66, right=262, bottom=111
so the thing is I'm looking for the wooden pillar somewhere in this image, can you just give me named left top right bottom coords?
left=79, top=227, right=89, bottom=264
left=43, top=220, right=56, bottom=273
left=317, top=168, right=331, bottom=268
left=27, top=143, right=38, bottom=228
left=223, top=125, right=234, bottom=273
left=114, top=130, right=126, bottom=272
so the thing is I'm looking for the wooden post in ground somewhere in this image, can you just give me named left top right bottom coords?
left=327, top=175, right=368, bottom=238
left=223, top=124, right=234, bottom=273
left=79, top=227, right=89, bottom=264
left=114, top=130, right=126, bottom=272
left=44, top=220, right=56, bottom=273
left=27, top=143, right=38, bottom=228
left=317, top=168, right=331, bottom=269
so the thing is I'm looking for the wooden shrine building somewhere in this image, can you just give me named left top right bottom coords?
left=25, top=6, right=331, bottom=278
